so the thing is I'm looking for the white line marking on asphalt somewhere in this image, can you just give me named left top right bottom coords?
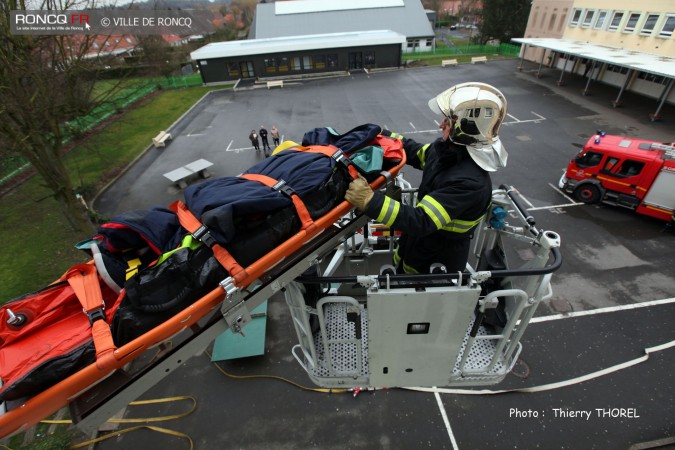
left=549, top=182, right=578, bottom=203
left=527, top=203, right=583, bottom=211
left=532, top=112, right=546, bottom=120
left=517, top=191, right=535, bottom=209
left=507, top=113, right=519, bottom=121
left=434, top=391, right=459, bottom=450
left=226, top=140, right=233, bottom=152
left=409, top=122, right=417, bottom=130
left=531, top=297, right=675, bottom=323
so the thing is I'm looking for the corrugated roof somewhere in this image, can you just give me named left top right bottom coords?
left=190, top=30, right=407, bottom=60
left=512, top=38, right=675, bottom=79
left=252, top=0, right=433, bottom=40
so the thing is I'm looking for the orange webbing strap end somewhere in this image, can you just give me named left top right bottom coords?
left=240, top=174, right=316, bottom=234
left=169, top=201, right=248, bottom=285
left=64, top=264, right=117, bottom=370
left=302, top=145, right=359, bottom=179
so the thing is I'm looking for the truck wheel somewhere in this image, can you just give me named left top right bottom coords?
left=574, top=185, right=601, bottom=204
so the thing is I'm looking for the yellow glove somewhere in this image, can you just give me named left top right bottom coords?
left=345, top=176, right=374, bottom=210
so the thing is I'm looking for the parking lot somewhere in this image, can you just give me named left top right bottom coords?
left=93, top=60, right=675, bottom=449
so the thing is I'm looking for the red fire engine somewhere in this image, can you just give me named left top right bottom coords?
left=559, top=132, right=675, bottom=222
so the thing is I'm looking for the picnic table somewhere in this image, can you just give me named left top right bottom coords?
left=163, top=159, right=214, bottom=188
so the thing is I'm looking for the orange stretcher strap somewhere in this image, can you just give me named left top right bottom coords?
left=63, top=264, right=117, bottom=370
left=170, top=201, right=249, bottom=285
left=301, top=145, right=360, bottom=179
left=240, top=173, right=317, bottom=234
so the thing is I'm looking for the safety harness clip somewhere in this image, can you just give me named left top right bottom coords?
left=192, top=224, right=217, bottom=248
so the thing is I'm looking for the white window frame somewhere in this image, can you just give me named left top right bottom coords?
left=660, top=14, right=675, bottom=38
left=570, top=8, right=582, bottom=27
left=640, top=13, right=660, bottom=35
left=623, top=12, right=641, bottom=33
left=608, top=11, right=624, bottom=31
left=594, top=10, right=608, bottom=30
left=581, top=9, right=595, bottom=28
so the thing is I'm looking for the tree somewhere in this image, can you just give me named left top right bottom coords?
left=478, top=0, right=531, bottom=45
left=0, top=0, right=123, bottom=231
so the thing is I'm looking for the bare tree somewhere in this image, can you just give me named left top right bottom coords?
left=0, top=0, right=125, bottom=231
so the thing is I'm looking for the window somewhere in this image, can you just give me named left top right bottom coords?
left=576, top=151, right=603, bottom=168
left=616, top=160, right=645, bottom=178
left=607, top=64, right=629, bottom=75
left=660, top=15, right=675, bottom=37
left=608, top=11, right=624, bottom=31
left=227, top=63, right=239, bottom=77
left=426, top=38, right=433, bottom=46
left=623, top=12, right=641, bottom=32
left=326, top=54, right=338, bottom=68
left=302, top=55, right=313, bottom=69
left=641, top=14, right=660, bottom=35
left=291, top=57, right=301, bottom=71
left=314, top=55, right=326, bottom=69
left=264, top=58, right=277, bottom=74
left=637, top=71, right=665, bottom=84
left=407, top=40, right=414, bottom=48
left=277, top=57, right=289, bottom=73
left=364, top=51, right=375, bottom=67
left=582, top=10, right=595, bottom=27
left=594, top=11, right=608, bottom=29
left=570, top=8, right=582, bottom=26
left=602, top=156, right=620, bottom=173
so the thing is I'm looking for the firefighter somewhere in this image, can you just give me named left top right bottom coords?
left=345, top=82, right=508, bottom=274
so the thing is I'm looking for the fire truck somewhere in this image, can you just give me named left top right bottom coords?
left=559, top=132, right=675, bottom=222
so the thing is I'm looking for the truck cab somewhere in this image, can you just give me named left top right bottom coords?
left=559, top=132, right=675, bottom=221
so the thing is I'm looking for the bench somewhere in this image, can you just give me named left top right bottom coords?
left=163, top=158, right=214, bottom=189
left=441, top=59, right=458, bottom=67
left=152, top=131, right=173, bottom=148
left=471, top=56, right=488, bottom=64
left=267, top=80, right=284, bottom=89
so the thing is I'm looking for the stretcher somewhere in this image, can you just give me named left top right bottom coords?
left=0, top=154, right=407, bottom=438
left=0, top=165, right=561, bottom=439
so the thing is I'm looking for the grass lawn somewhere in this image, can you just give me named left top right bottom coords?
left=0, top=85, right=227, bottom=302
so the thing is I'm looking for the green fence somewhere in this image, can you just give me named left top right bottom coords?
left=402, top=43, right=521, bottom=60
left=1, top=75, right=205, bottom=185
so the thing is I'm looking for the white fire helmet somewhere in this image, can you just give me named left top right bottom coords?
left=428, top=82, right=508, bottom=172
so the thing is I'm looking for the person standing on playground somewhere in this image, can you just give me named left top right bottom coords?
left=249, top=129, right=260, bottom=152
left=259, top=125, right=271, bottom=155
left=271, top=125, right=281, bottom=147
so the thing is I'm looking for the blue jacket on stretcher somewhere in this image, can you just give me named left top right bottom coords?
left=365, top=131, right=492, bottom=274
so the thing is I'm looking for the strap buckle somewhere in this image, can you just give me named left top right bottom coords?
left=192, top=224, right=217, bottom=248
left=272, top=180, right=296, bottom=197
left=84, top=305, right=105, bottom=325
left=331, top=149, right=351, bottom=168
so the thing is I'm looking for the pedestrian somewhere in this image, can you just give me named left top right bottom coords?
left=259, top=125, right=271, bottom=155
left=345, top=82, right=508, bottom=274
left=271, top=125, right=281, bottom=147
left=249, top=129, right=260, bottom=152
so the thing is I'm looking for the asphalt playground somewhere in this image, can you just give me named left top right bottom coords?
left=91, top=60, right=675, bottom=449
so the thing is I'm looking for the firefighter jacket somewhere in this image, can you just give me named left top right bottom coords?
left=364, top=131, right=492, bottom=273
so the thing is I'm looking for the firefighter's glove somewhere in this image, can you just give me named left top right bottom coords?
left=345, top=176, right=374, bottom=211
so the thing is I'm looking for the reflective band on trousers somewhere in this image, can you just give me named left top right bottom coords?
left=393, top=246, right=418, bottom=274
left=376, top=196, right=400, bottom=227
left=418, top=195, right=451, bottom=229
